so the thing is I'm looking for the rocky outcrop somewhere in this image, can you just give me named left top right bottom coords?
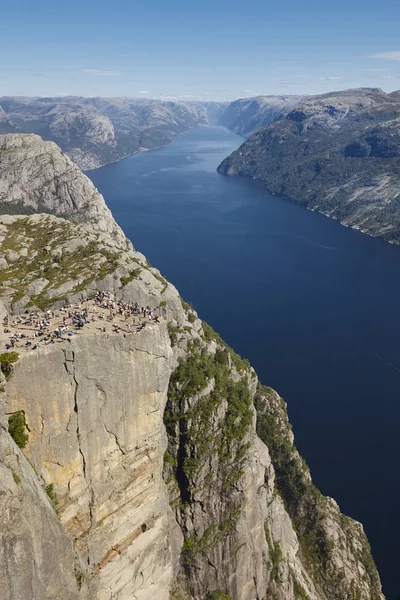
left=0, top=132, right=385, bottom=600
left=218, top=88, right=400, bottom=245
left=0, top=134, right=129, bottom=249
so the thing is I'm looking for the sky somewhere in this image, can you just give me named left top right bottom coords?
left=2, top=0, right=400, bottom=100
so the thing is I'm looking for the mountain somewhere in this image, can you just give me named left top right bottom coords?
left=0, top=97, right=221, bottom=170
left=219, top=95, right=303, bottom=136
left=218, top=88, right=400, bottom=244
left=0, top=95, right=305, bottom=171
left=0, top=133, right=384, bottom=600
left=0, top=105, right=16, bottom=133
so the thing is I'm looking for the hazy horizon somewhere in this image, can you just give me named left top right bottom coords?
left=2, top=0, right=400, bottom=100
left=0, top=85, right=399, bottom=103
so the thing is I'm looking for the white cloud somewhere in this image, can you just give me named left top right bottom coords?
left=82, top=68, right=120, bottom=77
left=138, top=90, right=150, bottom=94
left=366, top=51, right=400, bottom=62
left=319, top=77, right=341, bottom=81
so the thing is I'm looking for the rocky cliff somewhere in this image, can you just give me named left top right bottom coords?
left=218, top=87, right=400, bottom=245
left=0, top=133, right=384, bottom=600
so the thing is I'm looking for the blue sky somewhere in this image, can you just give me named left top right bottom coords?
left=2, top=0, right=400, bottom=100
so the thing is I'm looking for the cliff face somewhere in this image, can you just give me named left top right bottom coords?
left=0, top=134, right=129, bottom=250
left=218, top=88, right=400, bottom=245
left=0, top=424, right=83, bottom=600
left=2, top=327, right=182, bottom=600
left=0, top=132, right=384, bottom=600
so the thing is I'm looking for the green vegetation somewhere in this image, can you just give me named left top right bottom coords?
left=0, top=351, right=19, bottom=377
left=120, top=268, right=141, bottom=287
left=202, top=321, right=250, bottom=372
left=0, top=216, right=125, bottom=308
left=12, top=471, right=21, bottom=485
left=152, top=271, right=168, bottom=293
left=167, top=322, right=182, bottom=347
left=164, top=340, right=253, bottom=572
left=0, top=352, right=17, bottom=364
left=204, top=592, right=232, bottom=600
left=255, top=385, right=382, bottom=600
left=169, top=586, right=191, bottom=600
left=181, top=510, right=241, bottom=564
left=218, top=95, right=400, bottom=244
left=202, top=321, right=223, bottom=344
left=180, top=298, right=193, bottom=312
left=45, top=483, right=59, bottom=512
left=264, top=523, right=282, bottom=585
left=292, top=576, right=308, bottom=600
left=74, top=567, right=86, bottom=590
left=8, top=411, right=29, bottom=449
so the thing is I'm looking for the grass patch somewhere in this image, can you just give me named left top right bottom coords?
left=8, top=411, right=29, bottom=449
left=0, top=351, right=19, bottom=378
left=12, top=471, right=21, bottom=485
left=120, top=268, right=141, bottom=287
left=0, top=216, right=124, bottom=308
left=45, top=483, right=59, bottom=513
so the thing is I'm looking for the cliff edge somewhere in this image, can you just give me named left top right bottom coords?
left=0, top=133, right=384, bottom=600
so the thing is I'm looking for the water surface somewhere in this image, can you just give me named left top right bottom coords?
left=89, top=126, right=400, bottom=599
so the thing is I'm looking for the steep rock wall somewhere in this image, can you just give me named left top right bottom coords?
left=0, top=425, right=84, bottom=600
left=3, top=327, right=182, bottom=600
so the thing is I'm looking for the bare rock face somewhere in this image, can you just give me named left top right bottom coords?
left=48, top=105, right=116, bottom=146
left=4, top=328, right=183, bottom=600
left=0, top=427, right=84, bottom=600
left=0, top=134, right=129, bottom=249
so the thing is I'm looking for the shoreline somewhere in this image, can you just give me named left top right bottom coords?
left=83, top=124, right=213, bottom=173
left=220, top=171, right=400, bottom=248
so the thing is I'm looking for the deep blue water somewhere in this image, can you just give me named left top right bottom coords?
left=88, top=126, right=400, bottom=599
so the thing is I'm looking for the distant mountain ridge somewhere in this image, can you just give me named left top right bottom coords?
left=218, top=94, right=303, bottom=135
left=0, top=95, right=301, bottom=169
left=0, top=96, right=220, bottom=169
left=218, top=87, right=400, bottom=244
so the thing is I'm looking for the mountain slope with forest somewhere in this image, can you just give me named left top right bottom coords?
left=218, top=88, right=400, bottom=244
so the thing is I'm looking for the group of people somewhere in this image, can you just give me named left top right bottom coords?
left=2, top=291, right=164, bottom=352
